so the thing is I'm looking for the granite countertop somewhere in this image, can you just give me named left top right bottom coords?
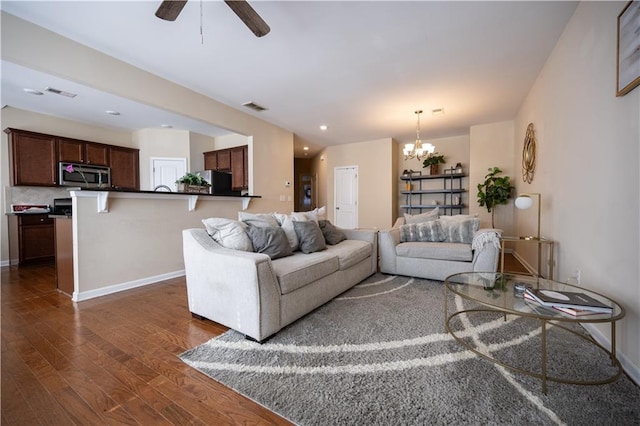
left=81, top=188, right=260, bottom=198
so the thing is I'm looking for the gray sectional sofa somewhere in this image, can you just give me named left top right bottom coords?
left=182, top=225, right=377, bottom=342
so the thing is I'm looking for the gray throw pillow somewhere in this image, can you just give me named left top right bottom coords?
left=399, top=220, right=445, bottom=242
left=318, top=220, right=347, bottom=245
left=439, top=217, right=480, bottom=244
left=404, top=207, right=439, bottom=224
left=293, top=221, right=327, bottom=254
left=245, top=224, right=293, bottom=259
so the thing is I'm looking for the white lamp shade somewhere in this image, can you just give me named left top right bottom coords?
left=515, top=195, right=533, bottom=210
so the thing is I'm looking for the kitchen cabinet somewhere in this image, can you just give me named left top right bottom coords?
left=204, top=149, right=231, bottom=172
left=8, top=214, right=55, bottom=265
left=109, top=145, right=140, bottom=190
left=6, top=128, right=58, bottom=186
left=230, top=146, right=248, bottom=190
left=204, top=145, right=248, bottom=190
left=58, top=138, right=110, bottom=166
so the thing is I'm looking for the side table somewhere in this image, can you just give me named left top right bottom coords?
left=500, top=236, right=554, bottom=279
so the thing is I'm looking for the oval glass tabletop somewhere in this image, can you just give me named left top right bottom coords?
left=445, top=272, right=625, bottom=322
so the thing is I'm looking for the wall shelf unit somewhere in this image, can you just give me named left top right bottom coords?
left=400, top=171, right=467, bottom=215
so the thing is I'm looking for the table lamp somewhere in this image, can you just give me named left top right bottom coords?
left=515, top=193, right=541, bottom=240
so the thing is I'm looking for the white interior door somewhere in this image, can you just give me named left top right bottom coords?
left=334, top=166, right=358, bottom=228
left=151, top=157, right=187, bottom=192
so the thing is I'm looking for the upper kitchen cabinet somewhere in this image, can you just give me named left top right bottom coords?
left=109, top=146, right=140, bottom=190
left=6, top=128, right=58, bottom=186
left=230, top=145, right=248, bottom=190
left=204, top=145, right=248, bottom=190
left=59, top=138, right=110, bottom=166
left=204, top=149, right=231, bottom=172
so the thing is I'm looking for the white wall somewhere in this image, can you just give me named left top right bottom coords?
left=469, top=121, right=516, bottom=233
left=514, top=1, right=639, bottom=378
left=322, top=138, right=396, bottom=229
left=134, top=128, right=191, bottom=190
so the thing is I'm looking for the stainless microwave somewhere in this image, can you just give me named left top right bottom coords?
left=59, top=162, right=111, bottom=188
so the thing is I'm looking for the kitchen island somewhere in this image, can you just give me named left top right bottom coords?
left=60, top=189, right=260, bottom=302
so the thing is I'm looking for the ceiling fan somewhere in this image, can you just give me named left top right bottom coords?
left=155, top=0, right=270, bottom=37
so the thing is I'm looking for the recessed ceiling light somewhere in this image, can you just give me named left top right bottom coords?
left=303, top=146, right=309, bottom=151
left=320, top=125, right=328, bottom=131
left=105, top=110, right=120, bottom=116
left=432, top=108, right=445, bottom=115
left=23, top=88, right=43, bottom=95
left=160, top=124, right=173, bottom=128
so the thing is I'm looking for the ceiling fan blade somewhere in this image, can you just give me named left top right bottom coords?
left=224, top=0, right=270, bottom=37
left=155, top=0, right=188, bottom=21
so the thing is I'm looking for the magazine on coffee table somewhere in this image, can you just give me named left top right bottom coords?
left=524, top=288, right=612, bottom=313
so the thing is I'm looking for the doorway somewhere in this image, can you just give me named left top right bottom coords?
left=334, top=166, right=358, bottom=228
left=151, top=157, right=187, bottom=192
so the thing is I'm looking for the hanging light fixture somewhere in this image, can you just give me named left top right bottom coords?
left=404, top=110, right=435, bottom=161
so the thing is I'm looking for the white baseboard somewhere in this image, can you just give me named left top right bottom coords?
left=581, top=323, right=640, bottom=386
left=0, top=259, right=10, bottom=268
left=72, top=270, right=185, bottom=302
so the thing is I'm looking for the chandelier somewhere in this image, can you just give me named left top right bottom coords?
left=403, top=110, right=435, bottom=161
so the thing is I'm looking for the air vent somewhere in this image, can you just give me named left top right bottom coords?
left=242, top=101, right=268, bottom=112
left=44, top=87, right=77, bottom=98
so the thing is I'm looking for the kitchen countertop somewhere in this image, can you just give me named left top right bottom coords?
left=84, top=188, right=260, bottom=198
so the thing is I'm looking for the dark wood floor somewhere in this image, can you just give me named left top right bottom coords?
left=2, top=255, right=527, bottom=425
left=1, top=263, right=292, bottom=425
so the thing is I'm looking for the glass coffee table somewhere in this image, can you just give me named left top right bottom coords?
left=444, top=272, right=625, bottom=393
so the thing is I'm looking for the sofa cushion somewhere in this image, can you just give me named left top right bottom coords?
left=273, top=213, right=299, bottom=251
left=396, top=241, right=473, bottom=262
left=202, top=218, right=253, bottom=252
left=399, top=221, right=445, bottom=243
left=272, top=252, right=339, bottom=294
left=318, top=220, right=347, bottom=245
left=325, top=239, right=372, bottom=270
left=293, top=221, right=327, bottom=254
left=245, top=224, right=293, bottom=260
left=439, top=217, right=480, bottom=244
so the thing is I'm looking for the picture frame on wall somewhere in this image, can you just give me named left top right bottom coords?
left=616, top=1, right=640, bottom=96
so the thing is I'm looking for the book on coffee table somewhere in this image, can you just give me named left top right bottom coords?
left=524, top=288, right=613, bottom=313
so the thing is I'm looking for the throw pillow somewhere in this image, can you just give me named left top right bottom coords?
left=318, top=220, right=347, bottom=245
left=292, top=220, right=327, bottom=254
left=399, top=220, right=445, bottom=243
left=404, top=207, right=439, bottom=224
left=290, top=206, right=327, bottom=223
left=439, top=217, right=480, bottom=244
left=245, top=224, right=293, bottom=260
left=273, top=213, right=299, bottom=251
left=238, top=211, right=279, bottom=228
left=202, top=218, right=254, bottom=251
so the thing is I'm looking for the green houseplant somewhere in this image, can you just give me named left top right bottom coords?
left=176, top=173, right=211, bottom=193
left=477, top=167, right=514, bottom=228
left=422, top=153, right=446, bottom=175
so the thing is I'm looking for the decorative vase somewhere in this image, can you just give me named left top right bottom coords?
left=430, top=164, right=439, bottom=175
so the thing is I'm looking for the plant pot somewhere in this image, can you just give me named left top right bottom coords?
left=430, top=164, right=440, bottom=175
left=177, top=183, right=211, bottom=194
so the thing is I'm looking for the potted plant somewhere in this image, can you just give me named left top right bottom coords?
left=477, top=167, right=514, bottom=228
left=422, top=153, right=446, bottom=175
left=176, top=173, right=211, bottom=194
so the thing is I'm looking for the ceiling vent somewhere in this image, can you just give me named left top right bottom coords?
left=242, top=101, right=268, bottom=112
left=44, top=87, right=77, bottom=98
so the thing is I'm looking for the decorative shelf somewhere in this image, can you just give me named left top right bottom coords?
left=401, top=172, right=467, bottom=215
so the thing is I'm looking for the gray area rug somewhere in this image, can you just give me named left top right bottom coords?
left=180, top=274, right=640, bottom=425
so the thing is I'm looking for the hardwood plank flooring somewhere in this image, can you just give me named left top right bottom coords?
left=1, top=263, right=292, bottom=425
left=2, top=255, right=528, bottom=425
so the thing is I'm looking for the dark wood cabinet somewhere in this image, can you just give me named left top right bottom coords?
left=15, top=214, right=55, bottom=264
left=204, top=149, right=231, bottom=172
left=6, top=128, right=58, bottom=186
left=58, top=138, right=110, bottom=166
left=230, top=146, right=248, bottom=190
left=109, top=146, right=140, bottom=190
left=204, top=145, right=248, bottom=190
